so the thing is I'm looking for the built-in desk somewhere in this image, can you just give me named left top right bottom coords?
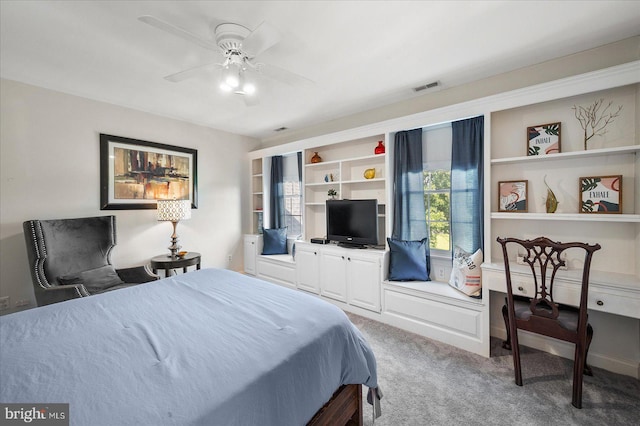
left=482, top=263, right=640, bottom=319
left=483, top=262, right=640, bottom=377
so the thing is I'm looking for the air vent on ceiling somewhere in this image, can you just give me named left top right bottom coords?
left=413, top=81, right=440, bottom=92
left=273, top=127, right=288, bottom=132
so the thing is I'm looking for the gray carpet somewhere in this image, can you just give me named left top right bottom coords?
left=347, top=313, right=640, bottom=426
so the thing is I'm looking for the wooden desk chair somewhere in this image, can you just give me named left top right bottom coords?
left=496, top=236, right=601, bottom=409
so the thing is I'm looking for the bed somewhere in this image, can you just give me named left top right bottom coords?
left=0, top=268, right=380, bottom=425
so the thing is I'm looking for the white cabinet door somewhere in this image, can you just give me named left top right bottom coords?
left=295, top=243, right=320, bottom=294
left=243, top=235, right=260, bottom=275
left=347, top=252, right=382, bottom=312
left=320, top=249, right=348, bottom=302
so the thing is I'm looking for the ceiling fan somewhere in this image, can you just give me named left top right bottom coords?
left=138, top=15, right=312, bottom=105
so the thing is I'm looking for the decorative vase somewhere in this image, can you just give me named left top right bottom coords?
left=310, top=152, right=322, bottom=163
left=363, top=168, right=376, bottom=179
left=544, top=175, right=558, bottom=213
left=374, top=141, right=385, bottom=155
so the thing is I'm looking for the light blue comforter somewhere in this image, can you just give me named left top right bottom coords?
left=0, top=268, right=378, bottom=425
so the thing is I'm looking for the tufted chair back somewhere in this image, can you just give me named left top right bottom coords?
left=24, top=216, right=117, bottom=290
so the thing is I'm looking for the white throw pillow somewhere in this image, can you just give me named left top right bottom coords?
left=449, top=246, right=483, bottom=297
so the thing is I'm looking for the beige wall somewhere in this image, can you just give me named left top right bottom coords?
left=261, top=36, right=640, bottom=148
left=0, top=79, right=260, bottom=313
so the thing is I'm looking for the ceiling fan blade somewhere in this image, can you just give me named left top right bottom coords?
left=138, top=15, right=221, bottom=53
left=164, top=62, right=221, bottom=82
left=242, top=21, right=281, bottom=58
left=256, top=63, right=314, bottom=87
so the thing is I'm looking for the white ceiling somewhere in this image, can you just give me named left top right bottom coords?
left=2, top=1, right=639, bottom=141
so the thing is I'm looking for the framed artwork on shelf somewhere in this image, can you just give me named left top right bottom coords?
left=498, top=180, right=528, bottom=212
left=579, top=175, right=622, bottom=214
left=100, top=134, right=198, bottom=210
left=527, top=122, right=561, bottom=156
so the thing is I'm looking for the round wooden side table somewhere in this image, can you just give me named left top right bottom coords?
left=150, top=252, right=201, bottom=278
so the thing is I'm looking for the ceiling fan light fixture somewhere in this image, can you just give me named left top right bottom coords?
left=232, top=70, right=256, bottom=96
left=243, top=83, right=256, bottom=95
left=240, top=72, right=256, bottom=95
left=222, top=65, right=240, bottom=88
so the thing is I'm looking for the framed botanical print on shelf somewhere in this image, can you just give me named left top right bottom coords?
left=527, top=122, right=561, bottom=156
left=580, top=175, right=622, bottom=214
left=498, top=180, right=528, bottom=212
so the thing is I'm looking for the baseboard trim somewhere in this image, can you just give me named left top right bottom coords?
left=490, top=325, right=640, bottom=379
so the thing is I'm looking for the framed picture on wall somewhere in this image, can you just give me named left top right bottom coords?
left=579, top=175, right=622, bottom=214
left=100, top=134, right=198, bottom=210
left=498, top=180, right=528, bottom=212
left=527, top=122, right=561, bottom=156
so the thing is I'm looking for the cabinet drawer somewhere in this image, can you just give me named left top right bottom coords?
left=589, top=290, right=640, bottom=319
left=484, top=269, right=536, bottom=298
left=483, top=265, right=581, bottom=305
left=509, top=278, right=535, bottom=298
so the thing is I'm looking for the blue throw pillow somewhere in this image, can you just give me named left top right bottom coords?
left=262, top=227, right=288, bottom=255
left=387, top=237, right=431, bottom=281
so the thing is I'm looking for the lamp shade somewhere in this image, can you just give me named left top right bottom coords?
left=157, top=199, right=191, bottom=222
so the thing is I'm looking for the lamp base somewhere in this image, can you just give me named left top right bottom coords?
left=168, top=221, right=181, bottom=259
left=168, top=237, right=181, bottom=259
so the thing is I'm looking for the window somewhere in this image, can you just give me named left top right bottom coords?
left=422, top=124, right=452, bottom=254
left=282, top=153, right=302, bottom=236
left=424, top=170, right=450, bottom=252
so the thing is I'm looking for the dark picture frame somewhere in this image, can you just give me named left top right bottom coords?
left=527, top=122, right=561, bottom=156
left=100, top=134, right=198, bottom=210
left=579, top=175, right=622, bottom=214
left=498, top=180, right=528, bottom=212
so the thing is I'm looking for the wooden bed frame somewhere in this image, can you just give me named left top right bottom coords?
left=308, top=384, right=363, bottom=426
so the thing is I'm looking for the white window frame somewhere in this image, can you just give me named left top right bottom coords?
left=282, top=153, right=302, bottom=237
left=422, top=124, right=452, bottom=258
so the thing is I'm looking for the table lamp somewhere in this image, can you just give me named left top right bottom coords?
left=157, top=199, right=191, bottom=259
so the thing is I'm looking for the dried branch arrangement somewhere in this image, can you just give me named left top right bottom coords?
left=572, top=98, right=623, bottom=150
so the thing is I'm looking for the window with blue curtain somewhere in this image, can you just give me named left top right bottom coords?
left=391, top=117, right=483, bottom=274
left=451, top=116, right=484, bottom=254
left=282, top=152, right=302, bottom=236
left=269, top=155, right=284, bottom=229
left=269, top=153, right=302, bottom=235
left=392, top=128, right=428, bottom=241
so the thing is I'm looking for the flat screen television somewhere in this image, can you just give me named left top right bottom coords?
left=326, top=199, right=378, bottom=248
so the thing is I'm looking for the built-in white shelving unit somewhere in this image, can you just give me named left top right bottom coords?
left=303, top=135, right=387, bottom=244
left=247, top=62, right=640, bottom=377
left=251, top=158, right=264, bottom=234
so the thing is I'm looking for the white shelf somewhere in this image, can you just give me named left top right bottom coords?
left=491, top=145, right=639, bottom=165
left=305, top=182, right=336, bottom=187
left=305, top=153, right=385, bottom=167
left=491, top=212, right=640, bottom=222
left=305, top=159, right=340, bottom=168
left=342, top=178, right=385, bottom=184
